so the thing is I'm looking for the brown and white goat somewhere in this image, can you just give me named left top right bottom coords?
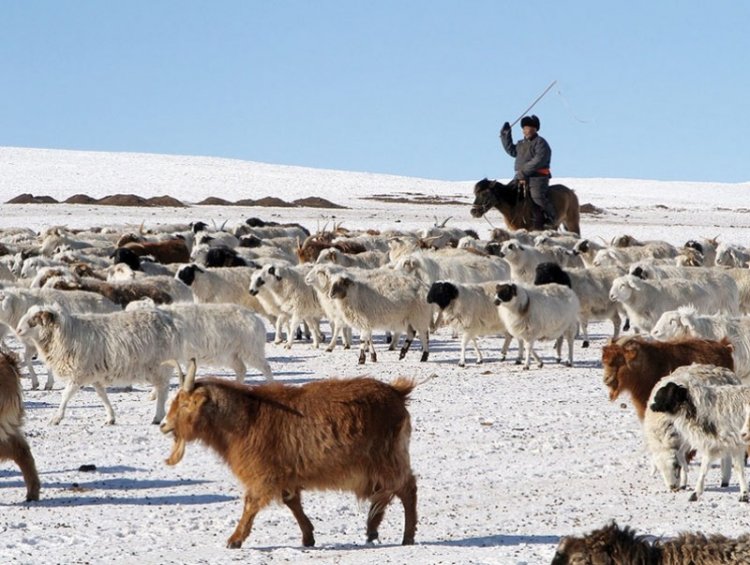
left=0, top=350, right=40, bottom=501
left=602, top=335, right=734, bottom=420
left=161, top=360, right=418, bottom=548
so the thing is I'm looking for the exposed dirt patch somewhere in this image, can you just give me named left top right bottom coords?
left=7, top=193, right=59, bottom=204
left=580, top=203, right=606, bottom=215
left=293, top=197, right=348, bottom=209
left=6, top=192, right=347, bottom=209
left=363, top=193, right=465, bottom=205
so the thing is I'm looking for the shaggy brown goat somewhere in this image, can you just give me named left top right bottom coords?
left=552, top=521, right=750, bottom=564
left=51, top=278, right=172, bottom=308
left=0, top=350, right=40, bottom=501
left=161, top=360, right=417, bottom=548
left=120, top=238, right=189, bottom=264
left=296, top=235, right=367, bottom=263
left=601, top=336, right=734, bottom=420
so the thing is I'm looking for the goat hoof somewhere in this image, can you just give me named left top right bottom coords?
left=344, top=345, right=351, bottom=350
left=476, top=359, right=483, bottom=365
left=226, top=539, right=243, bottom=549
left=522, top=366, right=530, bottom=371
left=420, top=351, right=429, bottom=362
left=741, top=494, right=749, bottom=503
left=689, top=492, right=698, bottom=502
left=370, top=352, right=377, bottom=362
left=722, top=481, right=730, bottom=488
left=402, top=536, right=415, bottom=545
left=399, top=350, right=407, bottom=360
left=366, top=532, right=379, bottom=544
left=514, top=359, right=522, bottom=365
left=582, top=340, right=589, bottom=348
left=358, top=352, right=366, bottom=365
left=302, top=534, right=315, bottom=547
left=458, top=362, right=466, bottom=368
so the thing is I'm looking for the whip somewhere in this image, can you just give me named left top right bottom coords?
left=509, top=80, right=557, bottom=127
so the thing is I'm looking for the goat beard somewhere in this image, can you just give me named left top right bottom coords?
left=165, top=437, right=186, bottom=466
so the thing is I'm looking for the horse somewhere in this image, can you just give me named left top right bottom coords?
left=470, top=178, right=581, bottom=235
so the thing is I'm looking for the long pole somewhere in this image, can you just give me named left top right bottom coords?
left=509, top=80, right=557, bottom=127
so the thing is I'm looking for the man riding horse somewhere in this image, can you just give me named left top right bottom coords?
left=499, top=115, right=556, bottom=230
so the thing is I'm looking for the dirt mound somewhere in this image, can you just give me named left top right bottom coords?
left=96, top=194, right=148, bottom=206
left=580, top=203, right=606, bottom=215
left=65, top=194, right=98, bottom=204
left=6, top=193, right=59, bottom=204
left=293, top=197, right=348, bottom=209
left=251, top=197, right=297, bottom=208
left=146, top=195, right=186, bottom=207
left=197, top=197, right=234, bottom=206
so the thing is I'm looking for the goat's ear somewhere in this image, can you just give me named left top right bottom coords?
left=268, top=265, right=276, bottom=276
left=37, top=310, right=56, bottom=326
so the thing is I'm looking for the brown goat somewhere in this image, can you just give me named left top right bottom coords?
left=120, top=238, right=189, bottom=264
left=296, top=235, right=368, bottom=263
left=51, top=278, right=172, bottom=307
left=161, top=360, right=417, bottom=548
left=601, top=336, right=734, bottom=420
left=552, top=521, right=750, bottom=564
left=0, top=350, right=40, bottom=502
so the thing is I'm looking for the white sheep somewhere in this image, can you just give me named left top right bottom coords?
left=393, top=249, right=510, bottom=285
left=248, top=264, right=323, bottom=349
left=643, top=364, right=740, bottom=492
left=651, top=306, right=750, bottom=380
left=628, top=262, right=740, bottom=315
left=592, top=242, right=679, bottom=269
left=329, top=269, right=432, bottom=364
left=426, top=280, right=516, bottom=366
left=15, top=305, right=180, bottom=425
left=315, top=247, right=388, bottom=269
left=608, top=274, right=737, bottom=333
left=493, top=282, right=579, bottom=369
left=0, top=287, right=120, bottom=390
left=715, top=242, right=750, bottom=268
left=128, top=301, right=272, bottom=382
left=303, top=263, right=354, bottom=352
left=175, top=264, right=272, bottom=322
left=649, top=364, right=750, bottom=502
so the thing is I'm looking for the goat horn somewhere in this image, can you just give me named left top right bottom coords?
left=220, top=219, right=228, bottom=231
left=184, top=358, right=197, bottom=392
left=138, top=221, right=145, bottom=235
left=439, top=216, right=452, bottom=228
left=161, top=359, right=185, bottom=386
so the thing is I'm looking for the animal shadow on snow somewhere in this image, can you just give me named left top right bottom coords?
left=424, top=533, right=560, bottom=548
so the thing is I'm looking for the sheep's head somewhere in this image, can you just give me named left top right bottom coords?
left=494, top=283, right=517, bottom=306
left=161, top=359, right=205, bottom=466
left=176, top=264, right=203, bottom=286
left=608, top=276, right=635, bottom=303
left=650, top=309, right=692, bottom=340
left=16, top=306, right=57, bottom=341
left=248, top=271, right=265, bottom=296
left=330, top=276, right=352, bottom=299
left=649, top=381, right=691, bottom=416
left=426, top=281, right=459, bottom=310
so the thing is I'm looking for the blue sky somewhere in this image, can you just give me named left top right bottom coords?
left=2, top=1, right=748, bottom=183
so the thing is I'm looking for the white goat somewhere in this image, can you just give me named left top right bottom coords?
left=248, top=264, right=323, bottom=349
left=649, top=364, right=750, bottom=502
left=644, top=364, right=740, bottom=492
left=127, top=302, right=272, bottom=382
left=609, top=274, right=737, bottom=333
left=493, top=282, right=579, bottom=369
left=16, top=305, right=180, bottom=425
left=394, top=250, right=510, bottom=285
left=715, top=242, right=750, bottom=268
left=0, top=288, right=119, bottom=390
left=651, top=307, right=750, bottom=380
left=329, top=270, right=432, bottom=364
left=303, top=264, right=353, bottom=352
left=426, top=280, right=516, bottom=366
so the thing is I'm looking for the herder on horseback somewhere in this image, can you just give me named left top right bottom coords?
left=499, top=115, right=556, bottom=231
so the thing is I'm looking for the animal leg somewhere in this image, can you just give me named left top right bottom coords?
left=249, top=357, right=273, bottom=382
left=399, top=326, right=416, bottom=360
left=396, top=473, right=418, bottom=545
left=419, top=328, right=429, bottom=362
left=732, top=451, right=749, bottom=502
left=499, top=333, right=512, bottom=361
left=50, top=381, right=81, bottom=425
left=23, top=343, right=40, bottom=390
left=91, top=382, right=116, bottom=425
left=514, top=339, right=525, bottom=365
left=343, top=326, right=352, bottom=349
left=689, top=455, right=712, bottom=501
left=554, top=336, right=563, bottom=363
left=151, top=379, right=170, bottom=425
left=307, top=318, right=322, bottom=349
left=472, top=337, right=483, bottom=365
left=0, top=434, right=40, bottom=501
left=369, top=336, right=378, bottom=363
left=579, top=319, right=590, bottom=348
left=366, top=491, right=395, bottom=543
left=227, top=493, right=264, bottom=549
left=325, top=323, right=340, bottom=352
left=458, top=334, right=470, bottom=367
left=285, top=315, right=301, bottom=349
left=231, top=357, right=247, bottom=383
left=721, top=454, right=732, bottom=488
left=358, top=330, right=371, bottom=364
left=566, top=329, right=575, bottom=367
left=282, top=489, right=315, bottom=547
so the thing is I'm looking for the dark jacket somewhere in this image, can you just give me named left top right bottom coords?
left=500, top=130, right=552, bottom=178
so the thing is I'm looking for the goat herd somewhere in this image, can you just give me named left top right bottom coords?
left=2, top=217, right=750, bottom=562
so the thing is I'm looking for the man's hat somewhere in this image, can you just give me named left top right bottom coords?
left=520, top=115, right=540, bottom=130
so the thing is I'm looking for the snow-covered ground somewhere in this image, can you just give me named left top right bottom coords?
left=1, top=147, right=750, bottom=564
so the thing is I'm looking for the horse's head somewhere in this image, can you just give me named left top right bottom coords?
left=470, top=178, right=498, bottom=218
